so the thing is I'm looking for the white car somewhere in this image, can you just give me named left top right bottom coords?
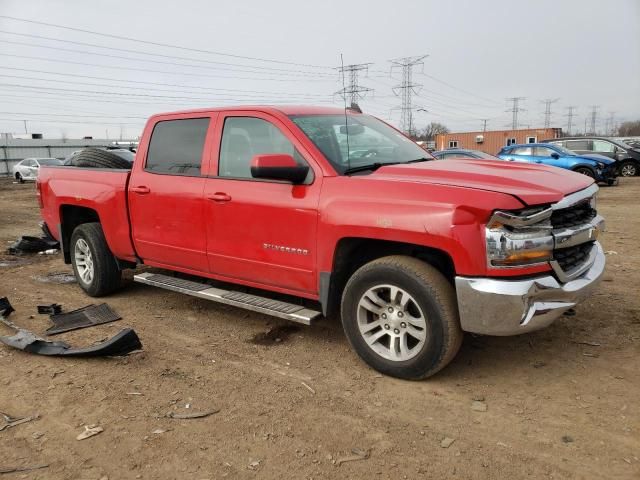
left=12, top=157, right=63, bottom=183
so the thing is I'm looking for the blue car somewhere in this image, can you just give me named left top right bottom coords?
left=497, top=143, right=618, bottom=184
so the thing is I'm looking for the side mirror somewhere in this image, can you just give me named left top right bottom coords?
left=250, top=154, right=309, bottom=184
left=550, top=152, right=560, bottom=159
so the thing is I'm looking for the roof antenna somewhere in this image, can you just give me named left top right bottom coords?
left=340, top=53, right=350, bottom=170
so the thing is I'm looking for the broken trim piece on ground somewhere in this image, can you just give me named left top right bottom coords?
left=0, top=297, right=142, bottom=357
left=46, top=303, right=121, bottom=335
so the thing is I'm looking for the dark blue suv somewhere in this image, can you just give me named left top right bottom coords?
left=497, top=143, right=618, bottom=185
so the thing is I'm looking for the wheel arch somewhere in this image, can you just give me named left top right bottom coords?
left=320, top=237, right=456, bottom=317
left=59, top=205, right=100, bottom=263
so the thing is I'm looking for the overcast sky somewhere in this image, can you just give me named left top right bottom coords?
left=0, top=0, right=638, bottom=139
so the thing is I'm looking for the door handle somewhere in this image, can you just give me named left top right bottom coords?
left=208, top=192, right=232, bottom=202
left=131, top=186, right=150, bottom=194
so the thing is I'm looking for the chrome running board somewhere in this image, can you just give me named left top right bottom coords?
left=133, top=272, right=321, bottom=325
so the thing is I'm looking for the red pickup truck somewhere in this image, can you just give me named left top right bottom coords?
left=37, top=106, right=605, bottom=379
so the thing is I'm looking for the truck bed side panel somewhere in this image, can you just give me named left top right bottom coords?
left=39, top=166, right=137, bottom=262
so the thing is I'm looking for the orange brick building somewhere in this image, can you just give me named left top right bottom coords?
left=435, top=127, right=563, bottom=155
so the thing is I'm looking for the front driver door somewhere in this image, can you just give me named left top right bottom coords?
left=204, top=112, right=321, bottom=295
left=532, top=146, right=564, bottom=167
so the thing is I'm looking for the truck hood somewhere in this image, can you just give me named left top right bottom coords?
left=371, top=159, right=594, bottom=206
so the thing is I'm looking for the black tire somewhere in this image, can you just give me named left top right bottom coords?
left=574, top=166, right=595, bottom=178
left=74, top=148, right=132, bottom=169
left=70, top=222, right=121, bottom=296
left=15, top=172, right=24, bottom=183
left=340, top=256, right=463, bottom=380
left=619, top=160, right=638, bottom=177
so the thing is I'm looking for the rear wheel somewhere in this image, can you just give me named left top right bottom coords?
left=574, top=167, right=595, bottom=178
left=340, top=256, right=463, bottom=380
left=70, top=223, right=121, bottom=296
left=15, top=172, right=24, bottom=183
left=620, top=161, right=637, bottom=177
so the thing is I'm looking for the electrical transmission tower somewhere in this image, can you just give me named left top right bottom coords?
left=506, top=97, right=526, bottom=130
left=335, top=63, right=373, bottom=106
left=390, top=55, right=428, bottom=135
left=588, top=105, right=600, bottom=134
left=565, top=106, right=577, bottom=135
left=541, top=98, right=560, bottom=128
left=605, top=112, right=616, bottom=135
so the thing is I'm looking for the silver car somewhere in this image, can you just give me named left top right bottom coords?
left=12, top=157, right=63, bottom=183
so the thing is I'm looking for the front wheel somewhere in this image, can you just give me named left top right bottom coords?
left=70, top=223, right=121, bottom=296
left=15, top=172, right=24, bottom=183
left=574, top=167, right=595, bottom=178
left=340, top=256, right=463, bottom=380
left=620, top=161, right=637, bottom=177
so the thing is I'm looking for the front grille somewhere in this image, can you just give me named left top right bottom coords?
left=551, top=200, right=596, bottom=229
left=554, top=242, right=594, bottom=272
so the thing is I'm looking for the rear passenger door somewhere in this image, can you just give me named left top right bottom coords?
left=128, top=115, right=216, bottom=272
left=204, top=111, right=321, bottom=294
left=505, top=146, right=535, bottom=163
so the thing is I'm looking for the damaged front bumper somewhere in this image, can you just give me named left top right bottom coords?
left=454, top=242, right=605, bottom=336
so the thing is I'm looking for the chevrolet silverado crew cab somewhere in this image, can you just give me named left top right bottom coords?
left=37, top=106, right=605, bottom=379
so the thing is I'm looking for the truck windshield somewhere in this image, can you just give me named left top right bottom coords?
left=289, top=114, right=433, bottom=174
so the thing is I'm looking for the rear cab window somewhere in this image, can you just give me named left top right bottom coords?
left=145, top=118, right=210, bottom=176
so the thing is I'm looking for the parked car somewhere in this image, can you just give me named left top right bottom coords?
left=541, top=137, right=640, bottom=177
left=37, top=106, right=605, bottom=379
left=12, top=157, right=63, bottom=182
left=432, top=148, right=502, bottom=161
left=497, top=143, right=618, bottom=185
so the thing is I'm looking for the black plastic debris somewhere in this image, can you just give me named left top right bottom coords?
left=0, top=297, right=141, bottom=357
left=37, top=304, right=63, bottom=315
left=0, top=297, right=15, bottom=318
left=8, top=235, right=59, bottom=255
left=46, top=303, right=121, bottom=335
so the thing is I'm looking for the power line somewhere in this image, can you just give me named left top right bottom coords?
left=541, top=98, right=559, bottom=128
left=506, top=97, right=526, bottom=130
left=564, top=106, right=577, bottom=135
left=390, top=55, right=427, bottom=135
left=0, top=15, right=333, bottom=69
left=0, top=74, right=332, bottom=100
left=335, top=63, right=373, bottom=106
left=0, top=39, right=335, bottom=78
left=0, top=53, right=333, bottom=83
left=0, top=67, right=329, bottom=97
left=0, top=30, right=335, bottom=76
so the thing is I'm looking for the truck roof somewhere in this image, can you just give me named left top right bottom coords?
left=151, top=105, right=352, bottom=119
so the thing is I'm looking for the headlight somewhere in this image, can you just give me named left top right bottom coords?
left=486, top=208, right=554, bottom=268
left=589, top=193, right=597, bottom=210
left=596, top=162, right=605, bottom=169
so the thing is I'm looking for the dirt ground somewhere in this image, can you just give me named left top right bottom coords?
left=0, top=175, right=638, bottom=480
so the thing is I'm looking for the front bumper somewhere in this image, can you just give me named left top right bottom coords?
left=454, top=242, right=605, bottom=336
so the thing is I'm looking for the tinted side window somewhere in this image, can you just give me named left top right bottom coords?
left=219, top=117, right=306, bottom=179
left=511, top=147, right=533, bottom=155
left=565, top=140, right=590, bottom=151
left=534, top=147, right=555, bottom=157
left=592, top=140, right=615, bottom=153
left=146, top=118, right=210, bottom=176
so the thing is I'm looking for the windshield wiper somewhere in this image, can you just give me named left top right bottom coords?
left=344, top=158, right=432, bottom=175
left=343, top=162, right=387, bottom=175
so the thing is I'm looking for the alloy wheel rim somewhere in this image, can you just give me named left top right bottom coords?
left=356, top=284, right=428, bottom=361
left=621, top=164, right=636, bottom=177
left=74, top=239, right=94, bottom=284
